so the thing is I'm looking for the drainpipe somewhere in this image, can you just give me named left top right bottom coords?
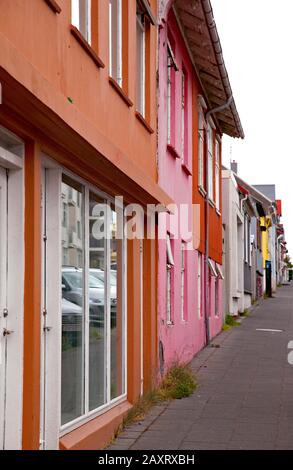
left=240, top=193, right=248, bottom=213
left=204, top=95, right=233, bottom=345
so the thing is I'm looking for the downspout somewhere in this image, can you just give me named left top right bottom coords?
left=204, top=95, right=233, bottom=345
left=240, top=194, right=248, bottom=213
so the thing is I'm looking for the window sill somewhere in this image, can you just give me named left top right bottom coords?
left=135, top=112, right=154, bottom=134
left=181, top=162, right=192, bottom=176
left=108, top=77, right=133, bottom=107
left=44, top=0, right=61, bottom=13
left=70, top=25, right=105, bottom=69
left=167, top=144, right=181, bottom=159
left=198, top=185, right=207, bottom=198
left=166, top=321, right=174, bottom=327
left=216, top=208, right=221, bottom=216
left=208, top=198, right=215, bottom=208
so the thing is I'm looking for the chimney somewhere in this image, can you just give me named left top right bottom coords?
left=231, top=160, right=238, bottom=174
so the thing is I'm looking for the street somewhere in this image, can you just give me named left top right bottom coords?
left=109, top=285, right=293, bottom=450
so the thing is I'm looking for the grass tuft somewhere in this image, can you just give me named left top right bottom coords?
left=239, top=309, right=250, bottom=318
left=114, top=364, right=197, bottom=439
left=158, top=364, right=197, bottom=400
left=222, top=314, right=240, bottom=331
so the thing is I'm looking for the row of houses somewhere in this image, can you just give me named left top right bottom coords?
left=222, top=162, right=288, bottom=319
left=0, top=0, right=288, bottom=451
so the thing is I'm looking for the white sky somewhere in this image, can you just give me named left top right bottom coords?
left=212, top=0, right=293, bottom=257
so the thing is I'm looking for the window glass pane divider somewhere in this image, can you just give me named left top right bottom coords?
left=84, top=187, right=90, bottom=415
left=87, top=0, right=92, bottom=45
left=109, top=2, right=112, bottom=77
left=117, top=0, right=123, bottom=87
left=142, top=27, right=146, bottom=117
left=71, top=0, right=80, bottom=30
left=106, top=203, right=111, bottom=404
left=122, top=223, right=127, bottom=395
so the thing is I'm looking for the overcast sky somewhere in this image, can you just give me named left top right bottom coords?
left=212, top=0, right=292, bottom=257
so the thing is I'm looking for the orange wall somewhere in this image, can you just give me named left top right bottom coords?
left=0, top=0, right=158, bottom=181
left=0, top=0, right=161, bottom=450
left=192, top=80, right=223, bottom=264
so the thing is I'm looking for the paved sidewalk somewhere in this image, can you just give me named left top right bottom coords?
left=108, top=285, right=293, bottom=450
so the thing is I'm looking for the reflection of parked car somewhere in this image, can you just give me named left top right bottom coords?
left=62, top=267, right=104, bottom=327
left=62, top=267, right=104, bottom=307
left=90, top=269, right=117, bottom=328
left=62, top=298, right=83, bottom=329
left=62, top=267, right=117, bottom=328
left=90, top=269, right=117, bottom=301
left=62, top=298, right=83, bottom=348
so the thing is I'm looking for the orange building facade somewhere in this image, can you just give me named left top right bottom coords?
left=0, top=0, right=170, bottom=450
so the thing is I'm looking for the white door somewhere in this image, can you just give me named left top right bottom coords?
left=0, top=167, right=7, bottom=449
left=40, top=167, right=62, bottom=450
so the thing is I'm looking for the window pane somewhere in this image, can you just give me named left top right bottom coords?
left=61, top=176, right=85, bottom=425
left=110, top=206, right=125, bottom=399
left=109, top=0, right=122, bottom=86
left=136, top=14, right=145, bottom=116
left=72, top=0, right=91, bottom=43
left=181, top=71, right=185, bottom=159
left=88, top=192, right=107, bottom=410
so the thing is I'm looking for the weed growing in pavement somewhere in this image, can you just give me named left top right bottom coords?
left=222, top=314, right=240, bottom=331
left=112, top=363, right=197, bottom=442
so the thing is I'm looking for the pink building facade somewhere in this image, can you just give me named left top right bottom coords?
left=157, top=0, right=244, bottom=373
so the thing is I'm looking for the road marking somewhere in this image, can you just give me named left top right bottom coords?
left=256, top=328, right=283, bottom=333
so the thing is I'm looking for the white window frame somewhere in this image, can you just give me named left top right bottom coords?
left=215, top=276, right=219, bottom=317
left=41, top=158, right=127, bottom=447
left=167, top=48, right=172, bottom=145
left=207, top=123, right=214, bottom=201
left=109, top=0, right=123, bottom=87
left=167, top=40, right=178, bottom=146
left=181, top=70, right=186, bottom=160
left=198, top=253, right=202, bottom=318
left=136, top=10, right=146, bottom=117
left=215, top=138, right=220, bottom=211
left=166, top=234, right=174, bottom=325
left=71, top=0, right=92, bottom=44
left=208, top=258, right=217, bottom=277
left=181, top=242, right=186, bottom=321
left=198, top=108, right=205, bottom=189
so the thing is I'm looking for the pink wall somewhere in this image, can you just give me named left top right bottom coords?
left=157, top=8, right=223, bottom=373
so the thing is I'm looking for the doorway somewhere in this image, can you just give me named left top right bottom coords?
left=0, top=158, right=24, bottom=449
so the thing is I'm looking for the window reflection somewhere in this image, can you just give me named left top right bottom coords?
left=60, top=177, right=126, bottom=426
left=110, top=206, right=125, bottom=399
left=61, top=176, right=84, bottom=425
left=89, top=192, right=106, bottom=410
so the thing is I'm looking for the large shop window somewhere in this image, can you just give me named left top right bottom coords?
left=61, top=174, right=126, bottom=427
left=71, top=0, right=91, bottom=44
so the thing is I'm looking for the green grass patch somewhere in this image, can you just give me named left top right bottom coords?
left=114, top=364, right=197, bottom=439
left=222, top=314, right=240, bottom=331
left=239, top=309, right=250, bottom=318
left=158, top=364, right=197, bottom=400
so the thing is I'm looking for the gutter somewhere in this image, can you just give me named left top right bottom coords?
left=201, top=0, right=245, bottom=139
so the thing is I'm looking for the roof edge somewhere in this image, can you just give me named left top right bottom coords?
left=201, top=0, right=244, bottom=139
